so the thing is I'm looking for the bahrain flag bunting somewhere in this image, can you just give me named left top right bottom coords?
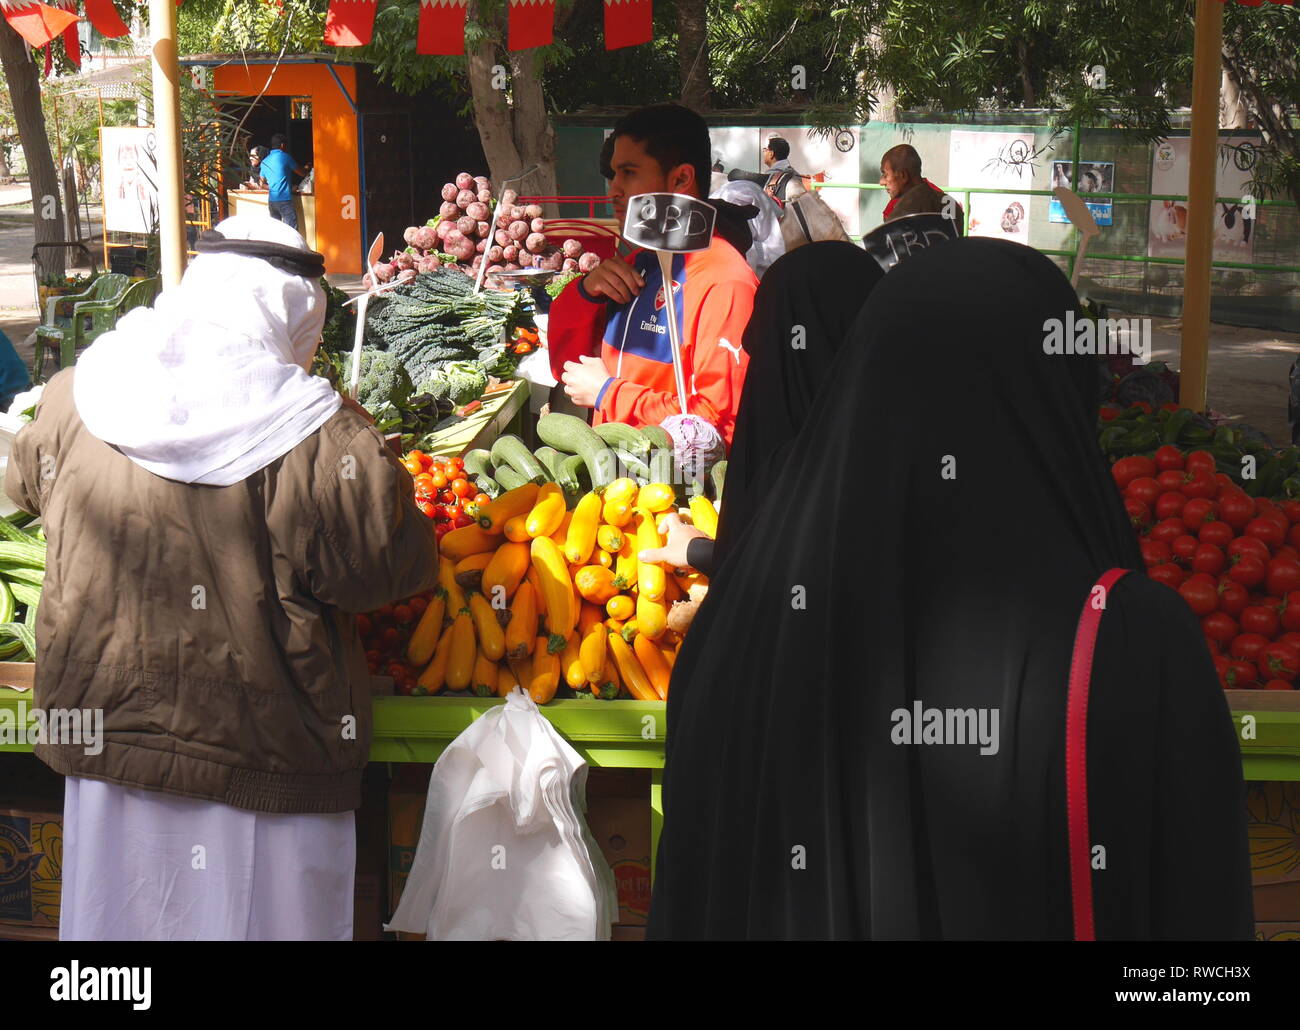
left=83, top=0, right=128, bottom=37
left=325, top=0, right=378, bottom=47
left=603, top=0, right=651, bottom=50
left=508, top=0, right=554, bottom=50
left=0, top=0, right=78, bottom=49
left=417, top=0, right=468, bottom=55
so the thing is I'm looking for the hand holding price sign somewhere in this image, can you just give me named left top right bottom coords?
left=621, top=193, right=716, bottom=416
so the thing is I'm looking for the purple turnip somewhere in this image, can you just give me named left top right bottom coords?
left=374, top=262, right=395, bottom=283
left=439, top=200, right=459, bottom=220
left=486, top=245, right=503, bottom=263
left=456, top=215, right=477, bottom=236
left=578, top=252, right=600, bottom=273
left=561, top=239, right=583, bottom=259
left=476, top=189, right=493, bottom=204
left=476, top=221, right=490, bottom=237
left=441, top=182, right=459, bottom=202
left=508, top=220, right=529, bottom=241
left=495, top=229, right=511, bottom=247
left=523, top=203, right=544, bottom=220
left=403, top=226, right=419, bottom=246
left=456, top=188, right=476, bottom=209
left=455, top=171, right=475, bottom=191
left=502, top=244, right=519, bottom=262
left=530, top=217, right=546, bottom=234
left=413, top=226, right=438, bottom=252
left=525, top=232, right=548, bottom=254
left=500, top=189, right=518, bottom=208
left=466, top=201, right=489, bottom=222
left=562, top=257, right=579, bottom=272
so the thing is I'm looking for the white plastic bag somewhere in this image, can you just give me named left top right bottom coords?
left=385, top=689, right=617, bottom=941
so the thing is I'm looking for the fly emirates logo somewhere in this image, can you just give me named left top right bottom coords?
left=50, top=962, right=151, bottom=1010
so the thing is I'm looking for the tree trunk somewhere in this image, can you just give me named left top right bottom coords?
left=0, top=21, right=65, bottom=279
left=677, top=0, right=711, bottom=112
left=508, top=47, right=559, bottom=212
left=1018, top=39, right=1036, bottom=107
left=863, top=27, right=897, bottom=123
left=1219, top=55, right=1249, bottom=130
left=465, top=5, right=524, bottom=189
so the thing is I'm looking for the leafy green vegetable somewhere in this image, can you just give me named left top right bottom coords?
left=344, top=348, right=414, bottom=417
left=545, top=270, right=582, bottom=299
left=443, top=361, right=488, bottom=407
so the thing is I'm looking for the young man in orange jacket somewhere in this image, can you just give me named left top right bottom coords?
left=550, top=104, right=758, bottom=450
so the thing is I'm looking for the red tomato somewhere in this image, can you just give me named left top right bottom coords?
left=1171, top=534, right=1201, bottom=565
left=1266, top=558, right=1300, bottom=598
left=1256, top=497, right=1278, bottom=515
left=393, top=604, right=413, bottom=624
left=1215, top=473, right=1236, bottom=491
left=1281, top=501, right=1300, bottom=525
left=1246, top=517, right=1285, bottom=551
left=1217, top=579, right=1249, bottom=617
left=1112, top=455, right=1157, bottom=491
left=1227, top=660, right=1259, bottom=688
left=1154, top=492, right=1186, bottom=521
left=1241, top=605, right=1280, bottom=638
left=1191, top=544, right=1226, bottom=575
left=1178, top=578, right=1219, bottom=616
left=1128, top=401, right=1152, bottom=414
left=1100, top=406, right=1122, bottom=422
left=382, top=627, right=401, bottom=647
left=1281, top=595, right=1300, bottom=633
left=1156, top=472, right=1188, bottom=496
left=1279, top=631, right=1300, bottom=651
left=1180, top=498, right=1217, bottom=530
left=454, top=513, right=475, bottom=528
left=1262, top=508, right=1291, bottom=535
left=1228, top=536, right=1271, bottom=563
left=1148, top=563, right=1184, bottom=589
left=1153, top=445, right=1185, bottom=471
left=1259, top=643, right=1300, bottom=681
left=1264, top=679, right=1295, bottom=691
left=1184, top=450, right=1217, bottom=477
left=409, top=595, right=429, bottom=616
left=1289, top=525, right=1300, bottom=551
left=1228, top=554, right=1267, bottom=588
left=1278, top=546, right=1300, bottom=564
left=356, top=615, right=372, bottom=637
left=443, top=503, right=462, bottom=520
left=473, top=493, right=491, bottom=506
left=375, top=604, right=394, bottom=617
left=1230, top=633, right=1272, bottom=662
left=1201, top=612, right=1239, bottom=645
left=1125, top=477, right=1161, bottom=508
left=1150, top=518, right=1189, bottom=544
left=416, top=500, right=437, bottom=519
left=1180, top=473, right=1219, bottom=500
left=1217, top=490, right=1256, bottom=531
left=439, top=489, right=456, bottom=504
left=1140, top=538, right=1172, bottom=567
left=451, top=478, right=473, bottom=498
left=1199, top=520, right=1233, bottom=548
left=434, top=522, right=453, bottom=540
left=1124, top=498, right=1151, bottom=529
left=407, top=450, right=428, bottom=468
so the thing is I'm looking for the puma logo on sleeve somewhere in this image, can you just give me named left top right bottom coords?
left=718, top=338, right=743, bottom=365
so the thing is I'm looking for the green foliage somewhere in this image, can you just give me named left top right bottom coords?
left=344, top=347, right=414, bottom=415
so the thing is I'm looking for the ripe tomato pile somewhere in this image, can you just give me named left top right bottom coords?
left=1119, top=447, right=1300, bottom=691
left=357, top=599, right=433, bottom=691
left=402, top=450, right=491, bottom=541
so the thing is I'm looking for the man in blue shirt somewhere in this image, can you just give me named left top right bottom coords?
left=260, top=134, right=309, bottom=230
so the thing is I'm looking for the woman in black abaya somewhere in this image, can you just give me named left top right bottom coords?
left=647, top=238, right=1253, bottom=940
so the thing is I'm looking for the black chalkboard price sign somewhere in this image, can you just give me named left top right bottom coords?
left=622, top=192, right=716, bottom=253
left=860, top=212, right=961, bottom=274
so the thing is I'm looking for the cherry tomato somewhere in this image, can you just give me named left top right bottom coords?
left=1229, top=536, right=1271, bottom=564
left=1217, top=578, right=1249, bottom=617
left=1128, top=401, right=1152, bottom=414
left=1241, top=605, right=1280, bottom=638
left=375, top=603, right=394, bottom=617
left=409, top=595, right=429, bottom=616
left=454, top=513, right=475, bottom=528
left=1153, top=445, right=1185, bottom=472
left=451, top=478, right=473, bottom=498
left=1230, top=633, right=1272, bottom=663
left=1171, top=534, right=1201, bottom=565
left=1228, top=554, right=1266, bottom=588
left=416, top=500, right=437, bottom=519
left=382, top=627, right=401, bottom=647
left=1181, top=473, right=1219, bottom=501
left=1178, top=578, right=1219, bottom=616
left=1217, top=490, right=1256, bottom=531
left=1259, top=642, right=1300, bottom=682
left=1266, top=558, right=1300, bottom=598
left=1184, top=450, right=1217, bottom=477
left=1112, top=455, right=1157, bottom=491
left=1100, top=405, right=1122, bottom=422
left=473, top=493, right=491, bottom=506
left=1181, top=498, right=1217, bottom=530
left=393, top=604, right=413, bottom=624
left=1124, top=497, right=1151, bottom=530
left=1150, top=518, right=1189, bottom=544
left=1246, top=517, right=1285, bottom=551
left=1148, top=563, right=1184, bottom=589
left=356, top=614, right=372, bottom=637
left=443, top=503, right=462, bottom=521
left=402, top=457, right=423, bottom=475
left=407, top=449, right=429, bottom=467
left=1199, top=520, right=1233, bottom=549
left=365, top=649, right=382, bottom=665
left=432, top=471, right=449, bottom=489
left=434, top=522, right=453, bottom=540
left=1201, top=612, right=1239, bottom=645
left=1141, top=538, right=1172, bottom=567
left=440, top=489, right=456, bottom=504
left=1191, top=544, right=1226, bottom=576
left=446, top=457, right=464, bottom=473
left=1125, top=477, right=1161, bottom=508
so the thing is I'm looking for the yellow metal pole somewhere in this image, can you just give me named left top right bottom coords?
left=149, top=0, right=186, bottom=288
left=1180, top=0, right=1224, bottom=413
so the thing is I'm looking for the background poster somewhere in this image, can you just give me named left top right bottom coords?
left=948, top=130, right=1036, bottom=243
left=1049, top=160, right=1114, bottom=226
left=1147, top=136, right=1258, bottom=262
left=101, top=127, right=160, bottom=235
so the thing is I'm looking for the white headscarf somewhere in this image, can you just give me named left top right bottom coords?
left=709, top=179, right=786, bottom=278
left=74, top=216, right=342, bottom=486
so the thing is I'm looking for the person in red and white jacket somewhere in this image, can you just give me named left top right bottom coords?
left=550, top=104, right=759, bottom=450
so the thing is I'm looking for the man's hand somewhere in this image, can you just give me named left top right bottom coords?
left=580, top=257, right=645, bottom=305
left=638, top=513, right=708, bottom=572
left=561, top=355, right=610, bottom=408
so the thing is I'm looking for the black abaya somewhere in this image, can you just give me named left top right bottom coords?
left=647, top=238, right=1253, bottom=940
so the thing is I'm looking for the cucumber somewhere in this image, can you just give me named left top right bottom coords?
left=0, top=565, right=44, bottom=586
left=0, top=637, right=24, bottom=660
left=490, top=434, right=548, bottom=485
left=9, top=581, right=40, bottom=609
left=462, top=449, right=493, bottom=478
left=532, top=446, right=566, bottom=482
left=0, top=515, right=35, bottom=545
left=0, top=579, right=13, bottom=626
left=493, top=464, right=531, bottom=491
left=0, top=540, right=45, bottom=568
left=536, top=412, right=618, bottom=491
left=709, top=459, right=727, bottom=502
left=640, top=425, right=673, bottom=451
left=0, top=621, right=35, bottom=661
left=592, top=422, right=651, bottom=461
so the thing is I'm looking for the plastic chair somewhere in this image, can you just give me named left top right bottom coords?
left=33, top=274, right=142, bottom=381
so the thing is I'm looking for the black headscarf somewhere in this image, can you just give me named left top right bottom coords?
left=712, top=241, right=884, bottom=568
left=648, top=238, right=1251, bottom=940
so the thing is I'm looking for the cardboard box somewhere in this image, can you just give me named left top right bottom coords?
left=388, top=763, right=434, bottom=941
left=585, top=768, right=652, bottom=926
left=1254, top=921, right=1300, bottom=942
left=1246, top=781, right=1300, bottom=888
left=0, top=805, right=61, bottom=929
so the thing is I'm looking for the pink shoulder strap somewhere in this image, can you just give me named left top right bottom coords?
left=1066, top=567, right=1130, bottom=942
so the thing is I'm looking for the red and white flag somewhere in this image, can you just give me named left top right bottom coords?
left=0, top=0, right=78, bottom=49
left=603, top=0, right=651, bottom=50
left=83, top=0, right=128, bottom=38
left=54, top=0, right=78, bottom=69
left=508, top=0, right=553, bottom=50
left=324, top=0, right=378, bottom=47
left=417, top=0, right=467, bottom=55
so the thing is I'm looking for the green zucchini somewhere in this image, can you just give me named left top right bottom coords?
left=592, top=422, right=651, bottom=461
left=462, top=448, right=494, bottom=478
left=709, top=460, right=727, bottom=502
left=493, top=464, right=531, bottom=491
left=473, top=472, right=502, bottom=499
left=640, top=425, right=673, bottom=451
left=536, top=412, right=618, bottom=491
left=490, top=434, right=548, bottom=484
left=619, top=452, right=652, bottom=483
left=559, top=454, right=590, bottom=495
left=532, top=446, right=566, bottom=482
